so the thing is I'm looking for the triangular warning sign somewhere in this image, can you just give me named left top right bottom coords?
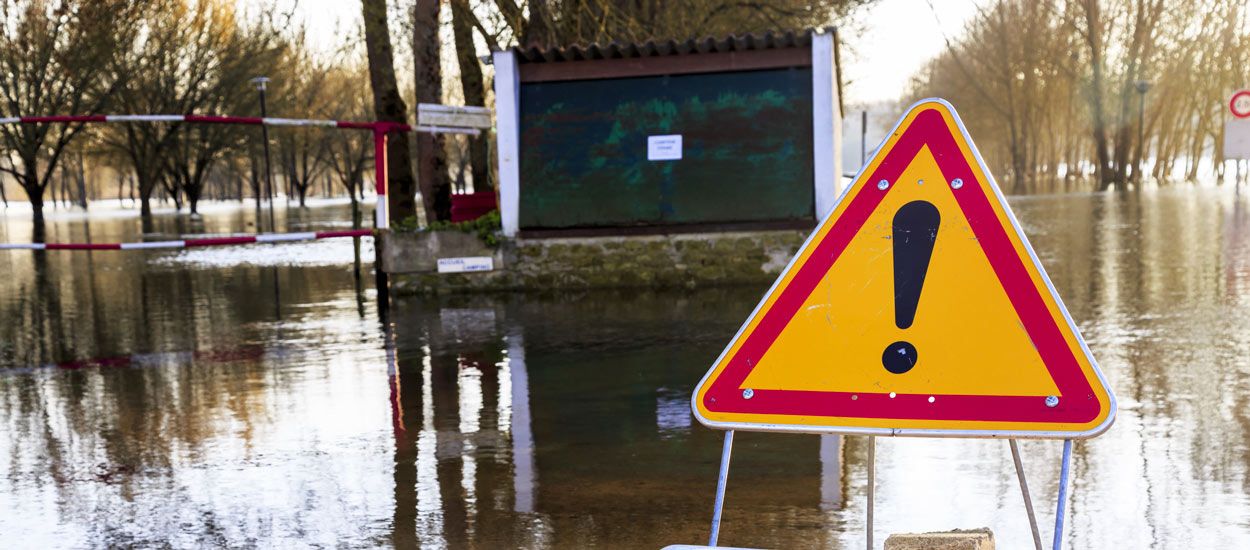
left=692, top=99, right=1115, bottom=438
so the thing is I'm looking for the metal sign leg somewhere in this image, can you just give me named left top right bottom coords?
left=1052, top=439, right=1073, bottom=550
left=709, top=430, right=735, bottom=547
left=1009, top=439, right=1043, bottom=550
left=867, top=435, right=876, bottom=550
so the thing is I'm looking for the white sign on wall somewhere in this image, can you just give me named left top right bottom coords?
left=647, top=135, right=683, bottom=161
left=437, top=257, right=494, bottom=273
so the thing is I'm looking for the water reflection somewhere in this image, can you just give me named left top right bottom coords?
left=2, top=189, right=1250, bottom=547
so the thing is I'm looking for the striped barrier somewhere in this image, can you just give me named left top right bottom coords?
left=0, top=113, right=479, bottom=134
left=0, top=113, right=481, bottom=233
left=0, top=229, right=372, bottom=250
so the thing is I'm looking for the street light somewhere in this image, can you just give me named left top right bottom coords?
left=1135, top=80, right=1150, bottom=183
left=250, top=76, right=275, bottom=231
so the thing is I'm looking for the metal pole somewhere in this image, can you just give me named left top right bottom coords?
left=1009, top=439, right=1043, bottom=550
left=1052, top=439, right=1073, bottom=550
left=1137, top=93, right=1145, bottom=181
left=708, top=430, right=735, bottom=547
left=860, top=110, right=868, bottom=167
left=252, top=77, right=276, bottom=232
left=867, top=435, right=875, bottom=550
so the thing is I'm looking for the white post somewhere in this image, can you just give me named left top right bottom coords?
left=820, top=434, right=843, bottom=511
left=493, top=50, right=522, bottom=237
left=811, top=30, right=842, bottom=219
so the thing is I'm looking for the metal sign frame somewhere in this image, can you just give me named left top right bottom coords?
left=689, top=97, right=1116, bottom=439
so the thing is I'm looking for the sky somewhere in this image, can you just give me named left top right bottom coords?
left=839, top=0, right=981, bottom=105
left=280, top=0, right=981, bottom=105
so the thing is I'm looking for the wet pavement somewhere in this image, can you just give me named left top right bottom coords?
left=2, top=188, right=1250, bottom=548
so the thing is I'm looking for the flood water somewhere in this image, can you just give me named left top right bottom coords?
left=1, top=188, right=1250, bottom=548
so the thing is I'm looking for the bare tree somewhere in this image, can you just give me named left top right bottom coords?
left=325, top=65, right=375, bottom=217
left=0, top=0, right=138, bottom=228
left=909, top=0, right=1244, bottom=190
left=454, top=0, right=872, bottom=50
left=164, top=12, right=285, bottom=215
left=413, top=0, right=451, bottom=222
left=361, top=0, right=419, bottom=223
left=451, top=0, right=491, bottom=193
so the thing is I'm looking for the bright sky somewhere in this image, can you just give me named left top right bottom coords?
left=281, top=0, right=981, bottom=104
left=840, top=0, right=981, bottom=104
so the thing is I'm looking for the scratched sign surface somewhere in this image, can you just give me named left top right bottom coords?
left=691, top=99, right=1116, bottom=438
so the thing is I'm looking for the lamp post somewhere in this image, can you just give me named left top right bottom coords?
left=1135, top=80, right=1150, bottom=183
left=250, top=76, right=275, bottom=231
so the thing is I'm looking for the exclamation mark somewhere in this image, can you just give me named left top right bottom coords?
left=882, top=200, right=940, bottom=374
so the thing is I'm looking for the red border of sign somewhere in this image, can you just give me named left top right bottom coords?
left=701, top=107, right=1101, bottom=424
left=1232, top=90, right=1250, bottom=119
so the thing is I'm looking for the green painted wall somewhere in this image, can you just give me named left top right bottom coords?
left=519, top=67, right=814, bottom=229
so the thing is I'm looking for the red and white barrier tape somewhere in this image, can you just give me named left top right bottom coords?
left=0, top=114, right=480, bottom=135
left=0, top=113, right=487, bottom=231
left=0, top=229, right=372, bottom=250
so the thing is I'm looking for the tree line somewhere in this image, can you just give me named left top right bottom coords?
left=905, top=0, right=1249, bottom=193
left=0, top=0, right=377, bottom=228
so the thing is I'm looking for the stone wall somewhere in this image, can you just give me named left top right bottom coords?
left=387, top=230, right=809, bottom=294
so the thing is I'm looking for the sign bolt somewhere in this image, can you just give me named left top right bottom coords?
left=877, top=179, right=889, bottom=190
left=950, top=178, right=964, bottom=189
left=1045, top=395, right=1059, bottom=408
left=742, top=388, right=755, bottom=400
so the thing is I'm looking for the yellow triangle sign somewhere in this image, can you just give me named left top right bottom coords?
left=692, top=99, right=1115, bottom=438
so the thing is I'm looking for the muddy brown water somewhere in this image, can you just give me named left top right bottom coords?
left=1, top=189, right=1249, bottom=548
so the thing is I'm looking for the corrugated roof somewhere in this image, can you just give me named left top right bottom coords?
left=513, top=29, right=820, bottom=64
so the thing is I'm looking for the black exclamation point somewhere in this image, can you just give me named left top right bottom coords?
left=882, top=200, right=940, bottom=374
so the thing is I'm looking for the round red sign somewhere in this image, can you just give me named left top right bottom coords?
left=1231, top=90, right=1250, bottom=118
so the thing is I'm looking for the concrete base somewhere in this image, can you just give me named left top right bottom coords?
left=385, top=229, right=808, bottom=294
left=884, top=528, right=995, bottom=550
left=379, top=229, right=504, bottom=274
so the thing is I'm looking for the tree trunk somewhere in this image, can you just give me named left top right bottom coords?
left=187, top=177, right=201, bottom=214
left=75, top=153, right=88, bottom=209
left=29, top=190, right=44, bottom=226
left=138, top=169, right=156, bottom=224
left=49, top=172, right=58, bottom=209
left=524, top=0, right=553, bottom=47
left=413, top=0, right=452, bottom=222
left=362, top=0, right=419, bottom=223
left=295, top=176, right=307, bottom=208
left=21, top=162, right=44, bottom=224
left=1080, top=0, right=1114, bottom=190
left=452, top=1, right=492, bottom=194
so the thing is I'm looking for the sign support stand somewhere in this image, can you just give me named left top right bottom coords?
left=1009, top=440, right=1043, bottom=550
left=866, top=436, right=876, bottom=550
left=708, top=430, right=735, bottom=547
left=1051, top=439, right=1073, bottom=550
left=679, top=100, right=1116, bottom=550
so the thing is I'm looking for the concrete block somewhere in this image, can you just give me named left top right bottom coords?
left=884, top=528, right=994, bottom=550
left=380, top=230, right=503, bottom=274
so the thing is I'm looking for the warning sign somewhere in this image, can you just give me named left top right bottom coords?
left=691, top=99, right=1115, bottom=439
